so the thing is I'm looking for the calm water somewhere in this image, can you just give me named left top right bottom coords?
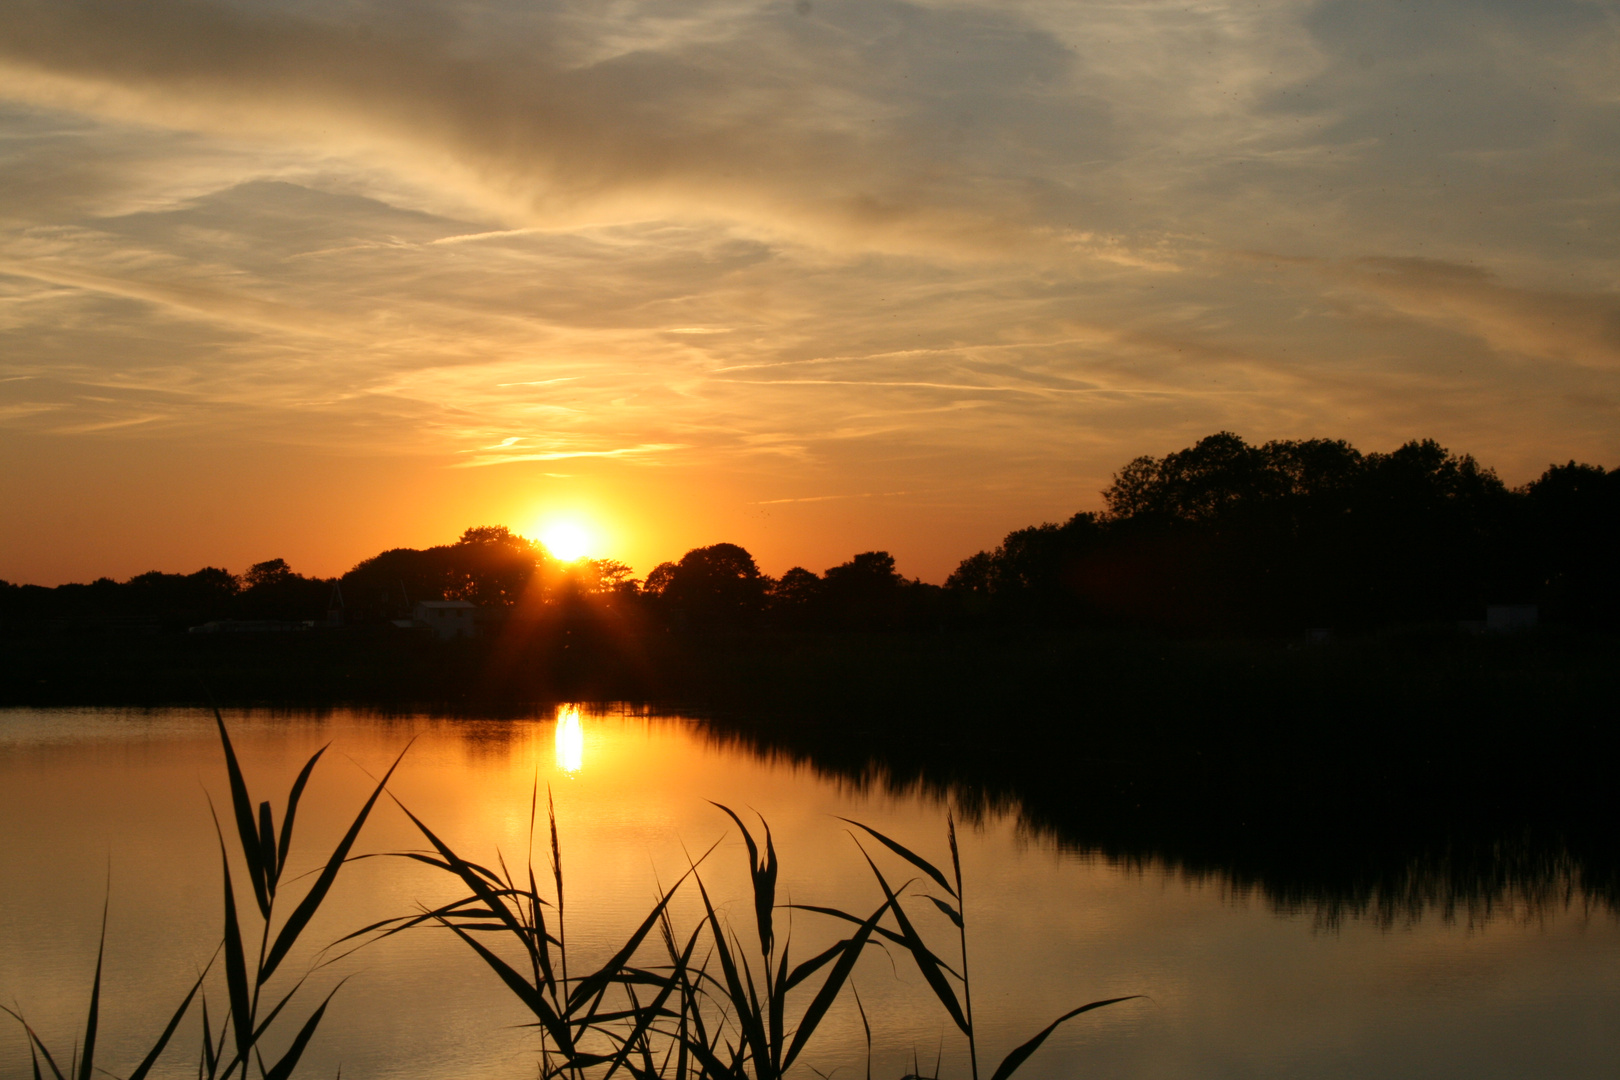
left=1, top=707, right=1617, bottom=1080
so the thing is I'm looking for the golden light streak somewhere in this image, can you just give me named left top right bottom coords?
left=554, top=703, right=584, bottom=775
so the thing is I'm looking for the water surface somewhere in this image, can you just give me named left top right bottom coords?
left=2, top=707, right=1616, bottom=1079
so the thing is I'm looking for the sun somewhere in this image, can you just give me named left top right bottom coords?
left=539, top=521, right=593, bottom=562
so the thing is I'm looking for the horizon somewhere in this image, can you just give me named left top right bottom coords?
left=3, top=1, right=1618, bottom=586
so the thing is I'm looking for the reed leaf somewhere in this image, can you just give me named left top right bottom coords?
left=250, top=973, right=315, bottom=1047
left=260, top=744, right=408, bottom=985
left=693, top=876, right=770, bottom=1076
left=275, top=746, right=328, bottom=883
left=709, top=804, right=778, bottom=958
left=779, top=897, right=894, bottom=1075
left=567, top=871, right=692, bottom=1013
left=257, top=803, right=277, bottom=900
left=836, top=819, right=956, bottom=900
left=785, top=905, right=954, bottom=978
left=213, top=710, right=270, bottom=919
left=389, top=803, right=533, bottom=949
left=985, top=996, right=1140, bottom=1080
left=198, top=996, right=218, bottom=1079
left=74, top=899, right=106, bottom=1080
left=125, top=964, right=210, bottom=1080
left=261, top=982, right=347, bottom=1080
left=436, top=917, right=575, bottom=1056
left=851, top=983, right=872, bottom=1080
left=597, top=932, right=697, bottom=1080
left=782, top=939, right=849, bottom=993
left=1, top=1007, right=67, bottom=1080
left=214, top=826, right=254, bottom=1075
left=854, top=849, right=969, bottom=1035
left=922, top=895, right=963, bottom=929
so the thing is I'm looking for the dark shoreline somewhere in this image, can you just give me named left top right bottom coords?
left=4, top=623, right=1616, bottom=921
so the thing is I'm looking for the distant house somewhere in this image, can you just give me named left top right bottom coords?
left=413, top=600, right=477, bottom=640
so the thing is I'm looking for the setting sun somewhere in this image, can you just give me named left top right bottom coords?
left=539, top=522, right=593, bottom=562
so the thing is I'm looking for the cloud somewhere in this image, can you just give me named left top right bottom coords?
left=454, top=442, right=687, bottom=468
left=754, top=490, right=912, bottom=505
left=2, top=0, right=1618, bottom=583
left=0, top=0, right=1113, bottom=256
left=1325, top=257, right=1620, bottom=369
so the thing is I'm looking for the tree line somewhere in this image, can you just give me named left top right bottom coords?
left=3, top=433, right=1615, bottom=636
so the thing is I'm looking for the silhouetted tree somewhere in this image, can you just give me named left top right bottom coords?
left=953, top=432, right=1572, bottom=633
left=642, top=562, right=677, bottom=600
left=658, top=543, right=767, bottom=628
left=767, top=567, right=823, bottom=627
left=244, top=559, right=293, bottom=590
left=1524, top=461, right=1620, bottom=626
left=443, top=526, right=544, bottom=607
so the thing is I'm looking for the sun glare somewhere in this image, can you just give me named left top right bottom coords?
left=539, top=521, right=592, bottom=562
left=554, top=703, right=584, bottom=774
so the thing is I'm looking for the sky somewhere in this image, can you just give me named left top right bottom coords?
left=2, top=0, right=1617, bottom=585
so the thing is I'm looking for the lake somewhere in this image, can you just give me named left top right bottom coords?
left=2, top=706, right=1616, bottom=1079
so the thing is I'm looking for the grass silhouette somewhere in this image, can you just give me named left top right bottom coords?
left=5, top=716, right=1135, bottom=1080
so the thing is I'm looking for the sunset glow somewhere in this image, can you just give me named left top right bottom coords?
left=0, top=1, right=1615, bottom=587
left=539, top=522, right=593, bottom=563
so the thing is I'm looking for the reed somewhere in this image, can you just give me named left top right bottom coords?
left=363, top=797, right=1134, bottom=1080
left=8, top=719, right=1134, bottom=1080
left=4, top=709, right=402, bottom=1080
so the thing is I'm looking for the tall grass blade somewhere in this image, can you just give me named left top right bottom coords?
left=780, top=897, right=894, bottom=1074
left=389, top=803, right=534, bottom=946
left=547, top=787, right=566, bottom=1014
left=769, top=934, right=790, bottom=1075
left=75, top=897, right=107, bottom=1080
left=261, top=983, right=346, bottom=1080
left=782, top=904, right=912, bottom=955
left=567, top=871, right=693, bottom=1012
left=199, top=996, right=217, bottom=1079
left=597, top=934, right=696, bottom=1080
left=710, top=804, right=778, bottom=958
left=782, top=939, right=849, bottom=993
left=126, top=965, right=211, bottom=1080
left=693, top=875, right=769, bottom=1076
left=260, top=744, right=409, bottom=985
left=851, top=983, right=872, bottom=1080
left=437, top=919, right=575, bottom=1055
left=837, top=819, right=956, bottom=899
left=213, top=710, right=270, bottom=918
left=215, top=828, right=254, bottom=1075
left=276, top=747, right=328, bottom=883
left=248, top=973, right=318, bottom=1048
left=985, top=997, right=1140, bottom=1080
left=946, top=811, right=976, bottom=1080
left=1, top=1007, right=67, bottom=1080
left=923, top=895, right=962, bottom=928
left=855, top=850, right=969, bottom=1034
left=257, top=802, right=278, bottom=900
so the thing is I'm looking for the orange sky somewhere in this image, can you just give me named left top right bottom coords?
left=2, top=0, right=1617, bottom=585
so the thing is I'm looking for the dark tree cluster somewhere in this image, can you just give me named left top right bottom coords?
left=948, top=432, right=1619, bottom=633
left=639, top=546, right=943, bottom=631
left=0, top=526, right=635, bottom=633
left=3, top=433, right=1614, bottom=639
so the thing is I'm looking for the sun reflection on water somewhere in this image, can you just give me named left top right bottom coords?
left=554, top=703, right=584, bottom=774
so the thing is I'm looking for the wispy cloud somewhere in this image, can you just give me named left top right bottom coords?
left=0, top=0, right=1617, bottom=583
left=454, top=442, right=687, bottom=468
left=754, top=490, right=913, bottom=505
